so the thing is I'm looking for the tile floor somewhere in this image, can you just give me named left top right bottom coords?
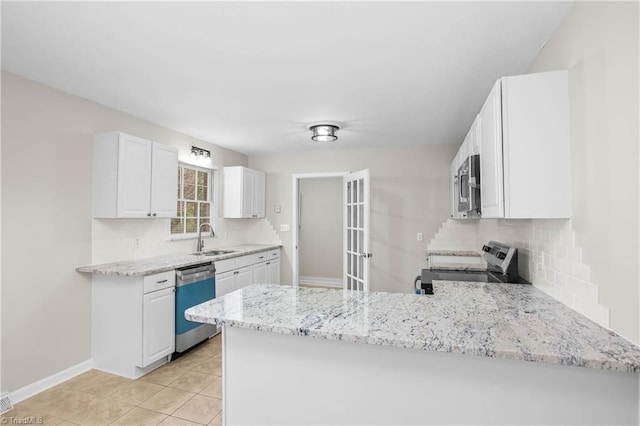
left=1, top=334, right=223, bottom=425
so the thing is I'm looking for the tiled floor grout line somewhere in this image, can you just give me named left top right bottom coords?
left=3, top=335, right=224, bottom=426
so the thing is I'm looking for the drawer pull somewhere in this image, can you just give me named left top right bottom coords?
left=259, top=256, right=264, bottom=259
left=157, top=279, right=168, bottom=284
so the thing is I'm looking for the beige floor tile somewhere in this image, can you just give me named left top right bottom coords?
left=37, top=389, right=97, bottom=420
left=109, top=380, right=165, bottom=406
left=139, top=387, right=195, bottom=415
left=67, top=397, right=133, bottom=425
left=168, top=371, right=217, bottom=394
left=208, top=413, right=222, bottom=426
left=68, top=370, right=132, bottom=398
left=190, top=357, right=222, bottom=376
left=159, top=416, right=203, bottom=425
left=198, top=377, right=221, bottom=399
left=171, top=395, right=221, bottom=425
left=171, top=353, right=211, bottom=371
left=111, top=407, right=168, bottom=425
left=193, top=341, right=222, bottom=358
left=139, top=365, right=190, bottom=387
left=40, top=415, right=78, bottom=425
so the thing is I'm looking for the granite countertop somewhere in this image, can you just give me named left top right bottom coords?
left=427, top=250, right=482, bottom=257
left=185, top=282, right=640, bottom=373
left=76, top=244, right=281, bottom=276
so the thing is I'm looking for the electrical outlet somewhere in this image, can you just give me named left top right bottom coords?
left=417, top=232, right=423, bottom=242
left=280, top=224, right=290, bottom=232
left=134, top=238, right=140, bottom=248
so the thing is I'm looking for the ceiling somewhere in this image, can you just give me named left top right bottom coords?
left=1, top=1, right=572, bottom=155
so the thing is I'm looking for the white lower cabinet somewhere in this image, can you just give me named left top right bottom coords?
left=142, top=287, right=175, bottom=367
left=216, top=266, right=255, bottom=296
left=216, top=271, right=236, bottom=298
left=92, top=270, right=175, bottom=379
left=267, top=258, right=280, bottom=284
left=217, top=249, right=281, bottom=294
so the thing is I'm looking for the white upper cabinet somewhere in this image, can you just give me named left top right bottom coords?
left=478, top=80, right=505, bottom=218
left=150, top=143, right=180, bottom=218
left=500, top=70, right=571, bottom=218
left=223, top=166, right=266, bottom=218
left=454, top=70, right=571, bottom=219
left=93, top=132, right=178, bottom=218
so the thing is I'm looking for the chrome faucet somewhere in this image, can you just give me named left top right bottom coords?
left=197, top=222, right=215, bottom=253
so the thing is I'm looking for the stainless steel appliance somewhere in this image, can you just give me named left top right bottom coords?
left=415, top=241, right=526, bottom=295
left=175, top=262, right=217, bottom=353
left=455, top=154, right=481, bottom=216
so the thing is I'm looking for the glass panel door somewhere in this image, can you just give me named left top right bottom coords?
left=344, top=169, right=370, bottom=292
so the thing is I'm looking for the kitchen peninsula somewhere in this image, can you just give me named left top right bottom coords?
left=186, top=283, right=640, bottom=425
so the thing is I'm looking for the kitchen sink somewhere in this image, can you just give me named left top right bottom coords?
left=194, top=249, right=237, bottom=256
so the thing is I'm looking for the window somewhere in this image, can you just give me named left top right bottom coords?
left=170, top=163, right=214, bottom=237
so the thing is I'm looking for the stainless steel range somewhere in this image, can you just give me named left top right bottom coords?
left=416, top=241, right=527, bottom=295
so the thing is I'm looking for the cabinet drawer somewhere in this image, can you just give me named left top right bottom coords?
left=235, top=254, right=256, bottom=269
left=215, top=258, right=236, bottom=274
left=252, top=252, right=269, bottom=264
left=267, top=249, right=280, bottom=259
left=143, top=271, right=175, bottom=293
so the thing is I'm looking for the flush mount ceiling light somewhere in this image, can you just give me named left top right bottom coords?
left=191, top=146, right=212, bottom=163
left=308, top=123, right=340, bottom=142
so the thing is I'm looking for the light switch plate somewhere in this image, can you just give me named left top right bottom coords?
left=275, top=205, right=281, bottom=213
left=417, top=232, right=423, bottom=242
left=280, top=224, right=290, bottom=232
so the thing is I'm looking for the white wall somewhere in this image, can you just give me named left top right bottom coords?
left=527, top=0, right=639, bottom=343
left=430, top=2, right=640, bottom=343
left=298, top=177, right=342, bottom=281
left=0, top=71, right=278, bottom=393
left=249, top=144, right=457, bottom=293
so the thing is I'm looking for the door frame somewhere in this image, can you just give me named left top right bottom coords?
left=292, top=172, right=349, bottom=287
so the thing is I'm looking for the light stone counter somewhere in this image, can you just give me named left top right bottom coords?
left=76, top=244, right=281, bottom=276
left=185, top=281, right=640, bottom=373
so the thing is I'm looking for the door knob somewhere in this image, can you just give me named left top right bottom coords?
left=359, top=252, right=372, bottom=258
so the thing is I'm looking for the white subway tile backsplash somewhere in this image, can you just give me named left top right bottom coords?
left=427, top=218, right=609, bottom=328
left=573, top=263, right=591, bottom=282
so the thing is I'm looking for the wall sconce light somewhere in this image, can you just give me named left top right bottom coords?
left=191, top=146, right=212, bottom=163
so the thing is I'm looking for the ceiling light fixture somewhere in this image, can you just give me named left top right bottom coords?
left=309, top=123, right=340, bottom=142
left=191, top=146, right=212, bottom=163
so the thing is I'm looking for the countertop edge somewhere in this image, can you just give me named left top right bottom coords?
left=183, top=313, right=640, bottom=374
left=76, top=244, right=282, bottom=276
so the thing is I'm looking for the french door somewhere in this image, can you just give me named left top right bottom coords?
left=344, top=169, right=371, bottom=292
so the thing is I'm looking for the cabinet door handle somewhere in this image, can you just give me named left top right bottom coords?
left=147, top=213, right=151, bottom=217
left=157, top=279, right=168, bottom=283
left=266, top=262, right=270, bottom=265
left=152, top=213, right=157, bottom=217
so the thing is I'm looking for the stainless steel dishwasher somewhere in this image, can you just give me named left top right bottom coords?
left=175, top=261, right=217, bottom=353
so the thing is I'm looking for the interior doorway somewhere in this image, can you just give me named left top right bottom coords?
left=292, top=172, right=347, bottom=288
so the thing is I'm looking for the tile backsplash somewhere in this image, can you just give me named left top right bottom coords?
left=91, top=217, right=281, bottom=264
left=428, top=218, right=609, bottom=328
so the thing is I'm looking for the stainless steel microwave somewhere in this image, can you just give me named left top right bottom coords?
left=456, top=154, right=481, bottom=216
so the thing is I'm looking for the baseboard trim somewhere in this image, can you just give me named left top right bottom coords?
left=10, top=359, right=93, bottom=404
left=299, top=276, right=343, bottom=287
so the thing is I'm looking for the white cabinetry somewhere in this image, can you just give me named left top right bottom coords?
left=478, top=80, right=505, bottom=218
left=142, top=287, right=175, bottom=367
left=93, top=270, right=175, bottom=379
left=452, top=70, right=571, bottom=219
left=216, top=249, right=281, bottom=296
left=93, top=132, right=178, bottom=218
left=251, top=250, right=281, bottom=285
left=223, top=166, right=266, bottom=218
